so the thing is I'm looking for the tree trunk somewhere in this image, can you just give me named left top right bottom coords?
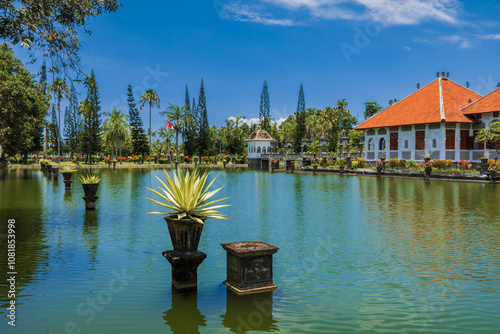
left=119, top=136, right=123, bottom=164
left=175, top=129, right=179, bottom=162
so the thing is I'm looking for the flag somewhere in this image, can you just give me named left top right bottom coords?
left=168, top=121, right=173, bottom=129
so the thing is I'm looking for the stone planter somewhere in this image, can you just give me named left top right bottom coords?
left=163, top=216, right=207, bottom=291
left=425, top=167, right=432, bottom=178
left=313, top=165, right=318, bottom=173
left=52, top=167, right=59, bottom=180
left=290, top=164, right=295, bottom=173
left=481, top=158, right=488, bottom=176
left=489, top=170, right=498, bottom=184
left=62, top=172, right=73, bottom=190
left=376, top=166, right=383, bottom=174
left=47, top=164, right=53, bottom=175
left=424, top=157, right=431, bottom=163
left=223, top=161, right=227, bottom=168
left=221, top=241, right=279, bottom=295
left=82, top=183, right=99, bottom=210
left=339, top=166, right=345, bottom=172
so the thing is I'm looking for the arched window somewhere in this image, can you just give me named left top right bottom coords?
left=257, top=147, right=261, bottom=153
left=368, top=138, right=374, bottom=151
left=404, top=140, right=408, bottom=149
left=379, top=138, right=386, bottom=151
left=432, top=139, right=437, bottom=148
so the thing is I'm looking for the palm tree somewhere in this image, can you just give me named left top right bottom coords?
left=48, top=77, right=70, bottom=165
left=103, top=107, right=130, bottom=163
left=158, top=126, right=174, bottom=157
left=161, top=103, right=186, bottom=162
left=139, top=89, right=160, bottom=164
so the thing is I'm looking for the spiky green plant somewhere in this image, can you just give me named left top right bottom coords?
left=79, top=174, right=101, bottom=184
left=60, top=165, right=77, bottom=173
left=145, top=169, right=229, bottom=224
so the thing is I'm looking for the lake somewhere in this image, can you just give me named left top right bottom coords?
left=1, top=168, right=499, bottom=333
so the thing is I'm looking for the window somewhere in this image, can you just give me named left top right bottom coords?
left=477, top=114, right=482, bottom=119
left=445, top=129, right=455, bottom=149
left=368, top=138, right=374, bottom=151
left=415, top=131, right=425, bottom=150
left=474, top=130, right=484, bottom=149
left=404, top=140, right=408, bottom=149
left=379, top=138, right=386, bottom=151
left=432, top=139, right=437, bottom=148
left=494, top=111, right=499, bottom=117
left=390, top=132, right=398, bottom=150
left=460, top=130, right=470, bottom=150
left=257, top=147, right=261, bottom=153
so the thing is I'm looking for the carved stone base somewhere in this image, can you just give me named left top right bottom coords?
left=63, top=180, right=73, bottom=190
left=223, top=280, right=277, bottom=295
left=163, top=250, right=206, bottom=291
left=82, top=196, right=99, bottom=210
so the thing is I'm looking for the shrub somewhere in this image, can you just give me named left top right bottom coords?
left=356, top=157, right=366, bottom=168
left=432, top=159, right=452, bottom=169
left=9, top=157, right=16, bottom=163
left=337, top=158, right=347, bottom=166
left=159, top=158, right=168, bottom=164
left=398, top=159, right=406, bottom=168
left=388, top=158, right=400, bottom=168
left=457, top=160, right=471, bottom=169
left=406, top=160, right=418, bottom=169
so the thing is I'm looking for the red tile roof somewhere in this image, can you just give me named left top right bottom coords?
left=461, top=87, right=500, bottom=114
left=355, top=78, right=481, bottom=130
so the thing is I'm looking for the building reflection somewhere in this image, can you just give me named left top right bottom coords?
left=163, top=289, right=206, bottom=334
left=221, top=290, right=278, bottom=333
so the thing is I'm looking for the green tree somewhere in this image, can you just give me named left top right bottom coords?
left=0, top=0, right=122, bottom=75
left=127, top=84, right=148, bottom=156
left=0, top=43, right=48, bottom=163
left=48, top=77, right=70, bottom=164
left=102, top=107, right=129, bottom=162
left=79, top=69, right=101, bottom=163
left=294, top=83, right=306, bottom=152
left=139, top=89, right=160, bottom=163
left=475, top=121, right=500, bottom=158
left=364, top=101, right=382, bottom=119
left=197, top=79, right=210, bottom=159
left=183, top=85, right=196, bottom=157
left=64, top=83, right=81, bottom=159
left=161, top=103, right=186, bottom=162
left=259, top=80, right=271, bottom=131
left=39, top=60, right=49, bottom=157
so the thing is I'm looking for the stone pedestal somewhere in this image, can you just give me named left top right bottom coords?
left=52, top=167, right=59, bottom=180
left=82, top=196, right=99, bottom=210
left=163, top=250, right=207, bottom=291
left=63, top=180, right=73, bottom=190
left=221, top=241, right=279, bottom=295
left=174, top=161, right=178, bottom=169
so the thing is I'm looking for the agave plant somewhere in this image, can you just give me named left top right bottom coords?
left=79, top=174, right=102, bottom=184
left=145, top=169, right=229, bottom=224
left=60, top=165, right=77, bottom=173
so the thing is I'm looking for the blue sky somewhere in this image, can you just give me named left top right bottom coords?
left=10, top=0, right=500, bottom=131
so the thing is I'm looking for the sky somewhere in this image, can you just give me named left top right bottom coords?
left=8, top=0, right=500, bottom=132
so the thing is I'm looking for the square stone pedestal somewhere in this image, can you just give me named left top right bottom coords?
left=221, top=241, right=279, bottom=295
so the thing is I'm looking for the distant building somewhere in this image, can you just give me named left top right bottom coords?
left=355, top=74, right=500, bottom=162
left=245, top=127, right=277, bottom=167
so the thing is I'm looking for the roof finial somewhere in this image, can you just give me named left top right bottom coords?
left=417, top=83, right=420, bottom=89
left=466, top=81, right=470, bottom=88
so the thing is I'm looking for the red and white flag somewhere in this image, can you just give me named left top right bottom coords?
left=168, top=121, right=173, bottom=129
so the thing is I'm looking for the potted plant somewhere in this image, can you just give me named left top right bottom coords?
left=487, top=160, right=500, bottom=183
left=145, top=169, right=229, bottom=250
left=80, top=174, right=101, bottom=209
left=61, top=165, right=77, bottom=189
left=289, top=160, right=295, bottom=172
left=145, top=169, right=230, bottom=291
left=375, top=160, right=384, bottom=174
left=337, top=158, right=347, bottom=172
left=423, top=161, right=433, bottom=177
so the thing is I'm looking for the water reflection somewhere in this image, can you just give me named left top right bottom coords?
left=221, top=291, right=278, bottom=333
left=163, top=289, right=206, bottom=333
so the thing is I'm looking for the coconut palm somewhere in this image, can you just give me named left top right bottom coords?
left=103, top=107, right=130, bottom=163
left=161, top=103, right=186, bottom=162
left=158, top=126, right=174, bottom=157
left=306, top=113, right=323, bottom=153
left=48, top=77, right=70, bottom=165
left=139, top=89, right=160, bottom=164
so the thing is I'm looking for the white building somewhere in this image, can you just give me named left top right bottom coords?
left=355, top=74, right=500, bottom=162
left=245, top=127, right=277, bottom=167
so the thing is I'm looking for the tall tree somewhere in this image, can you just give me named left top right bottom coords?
left=475, top=121, right=500, bottom=158
left=364, top=101, right=382, bottom=119
left=139, top=89, right=160, bottom=163
left=127, top=84, right=148, bottom=156
left=0, top=43, right=48, bottom=163
left=183, top=85, right=196, bottom=157
left=197, top=79, right=210, bottom=159
left=259, top=80, right=271, bottom=131
left=80, top=69, right=101, bottom=163
left=63, top=84, right=80, bottom=158
left=294, top=83, right=307, bottom=152
left=48, top=77, right=70, bottom=164
left=102, top=107, right=129, bottom=162
left=161, top=104, right=186, bottom=161
left=0, top=1, right=122, bottom=75
left=39, top=60, right=49, bottom=157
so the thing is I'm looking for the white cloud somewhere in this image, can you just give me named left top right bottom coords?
left=440, top=34, right=472, bottom=48
left=404, top=46, right=411, bottom=51
left=227, top=116, right=286, bottom=126
left=220, top=4, right=297, bottom=26
left=257, top=0, right=460, bottom=25
left=477, top=34, right=500, bottom=40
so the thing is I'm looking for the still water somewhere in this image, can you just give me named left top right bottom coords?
left=0, top=168, right=499, bottom=333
